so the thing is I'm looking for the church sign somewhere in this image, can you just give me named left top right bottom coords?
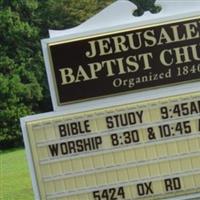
left=21, top=1, right=200, bottom=200
left=47, top=17, right=200, bottom=105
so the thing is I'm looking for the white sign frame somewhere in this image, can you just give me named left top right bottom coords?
left=23, top=0, right=200, bottom=199
left=21, top=87, right=200, bottom=200
left=41, top=0, right=200, bottom=112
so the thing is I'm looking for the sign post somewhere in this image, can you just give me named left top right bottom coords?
left=21, top=1, right=200, bottom=199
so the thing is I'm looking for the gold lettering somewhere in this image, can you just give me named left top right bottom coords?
left=158, top=28, right=173, bottom=45
left=88, top=63, right=103, bottom=79
left=85, top=41, right=97, bottom=58
left=184, top=22, right=200, bottom=40
left=171, top=25, right=186, bottom=42
left=174, top=46, right=191, bottom=64
left=160, top=49, right=174, bottom=66
left=115, top=58, right=127, bottom=74
left=98, top=38, right=112, bottom=56
left=138, top=53, right=153, bottom=70
left=75, top=66, right=90, bottom=83
left=191, top=44, right=200, bottom=60
left=59, top=68, right=75, bottom=85
left=102, top=59, right=116, bottom=77
left=112, top=35, right=128, bottom=53
left=127, top=32, right=142, bottom=50
left=144, top=30, right=157, bottom=47
left=126, top=56, right=139, bottom=72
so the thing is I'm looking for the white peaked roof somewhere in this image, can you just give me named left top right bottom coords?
left=49, top=0, right=200, bottom=38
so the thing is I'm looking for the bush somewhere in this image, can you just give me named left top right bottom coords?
left=0, top=134, right=23, bottom=149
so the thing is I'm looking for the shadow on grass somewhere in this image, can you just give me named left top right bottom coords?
left=0, top=146, right=25, bottom=155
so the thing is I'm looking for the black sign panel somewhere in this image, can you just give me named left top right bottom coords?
left=48, top=17, right=200, bottom=105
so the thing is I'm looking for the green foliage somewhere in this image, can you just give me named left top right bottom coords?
left=0, top=0, right=155, bottom=149
left=37, top=0, right=114, bottom=36
left=0, top=2, right=43, bottom=149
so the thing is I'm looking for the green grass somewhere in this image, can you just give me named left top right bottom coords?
left=0, top=148, right=34, bottom=200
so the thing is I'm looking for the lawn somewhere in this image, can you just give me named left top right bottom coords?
left=0, top=148, right=34, bottom=200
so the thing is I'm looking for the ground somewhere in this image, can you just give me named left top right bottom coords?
left=0, top=148, right=34, bottom=200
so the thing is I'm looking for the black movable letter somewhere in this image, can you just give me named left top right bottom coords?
left=137, top=182, right=153, bottom=196
left=164, top=177, right=181, bottom=191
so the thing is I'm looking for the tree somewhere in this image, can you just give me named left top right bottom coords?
left=0, top=1, right=44, bottom=148
left=37, top=0, right=114, bottom=37
left=0, top=0, right=155, bottom=149
left=0, top=0, right=115, bottom=149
